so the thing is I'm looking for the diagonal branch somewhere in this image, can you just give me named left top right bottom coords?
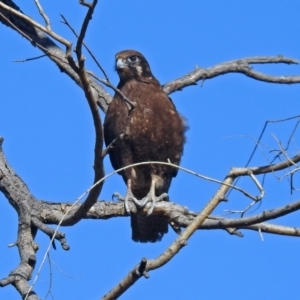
left=33, top=0, right=50, bottom=30
left=102, top=174, right=235, bottom=299
left=0, top=1, right=70, bottom=47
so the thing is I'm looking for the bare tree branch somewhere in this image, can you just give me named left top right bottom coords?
left=33, top=0, right=50, bottom=30
left=0, top=1, right=70, bottom=47
left=62, top=0, right=104, bottom=225
left=0, top=137, right=40, bottom=299
left=230, top=152, right=300, bottom=177
left=163, top=56, right=300, bottom=94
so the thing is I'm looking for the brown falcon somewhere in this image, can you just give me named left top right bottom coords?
left=104, top=50, right=186, bottom=242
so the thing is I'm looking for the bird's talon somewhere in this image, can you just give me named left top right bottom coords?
left=112, top=192, right=123, bottom=201
left=147, top=203, right=155, bottom=216
left=138, top=197, right=149, bottom=208
left=124, top=201, right=131, bottom=215
left=131, top=198, right=144, bottom=207
left=140, top=191, right=169, bottom=216
left=112, top=186, right=141, bottom=215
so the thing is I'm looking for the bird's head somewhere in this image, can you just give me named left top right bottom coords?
left=115, top=50, right=153, bottom=83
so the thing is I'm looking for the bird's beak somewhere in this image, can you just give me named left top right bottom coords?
left=116, top=58, right=127, bottom=70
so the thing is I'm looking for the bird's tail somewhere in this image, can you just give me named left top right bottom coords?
left=131, top=214, right=168, bottom=243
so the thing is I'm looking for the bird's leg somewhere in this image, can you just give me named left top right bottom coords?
left=113, top=179, right=141, bottom=214
left=139, top=178, right=168, bottom=216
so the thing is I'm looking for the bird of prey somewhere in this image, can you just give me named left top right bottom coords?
left=104, top=50, right=186, bottom=242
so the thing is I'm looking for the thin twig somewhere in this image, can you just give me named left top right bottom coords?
left=13, top=54, right=47, bottom=62
left=89, top=71, right=136, bottom=110
left=60, top=14, right=110, bottom=82
left=51, top=259, right=81, bottom=279
left=34, top=0, right=51, bottom=30
left=245, top=115, right=300, bottom=168
left=44, top=253, right=54, bottom=300
left=102, top=134, right=124, bottom=158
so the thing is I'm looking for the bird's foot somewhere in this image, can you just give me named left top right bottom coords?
left=113, top=190, right=141, bottom=215
left=139, top=192, right=169, bottom=216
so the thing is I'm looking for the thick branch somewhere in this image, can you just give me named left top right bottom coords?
left=163, top=56, right=300, bottom=94
left=32, top=200, right=300, bottom=238
left=0, top=137, right=39, bottom=299
left=1, top=136, right=300, bottom=234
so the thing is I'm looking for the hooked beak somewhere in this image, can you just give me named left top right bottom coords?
left=116, top=58, right=127, bottom=69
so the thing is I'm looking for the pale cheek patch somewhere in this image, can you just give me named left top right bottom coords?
left=136, top=66, right=143, bottom=76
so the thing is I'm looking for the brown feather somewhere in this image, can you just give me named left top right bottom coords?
left=104, top=50, right=186, bottom=242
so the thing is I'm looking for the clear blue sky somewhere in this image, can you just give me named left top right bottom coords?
left=1, top=1, right=300, bottom=299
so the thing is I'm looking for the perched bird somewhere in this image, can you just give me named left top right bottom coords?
left=104, top=50, right=186, bottom=242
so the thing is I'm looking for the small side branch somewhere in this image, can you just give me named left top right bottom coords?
left=31, top=217, right=70, bottom=250
left=89, top=72, right=136, bottom=110
left=33, top=0, right=51, bottom=30
left=231, top=152, right=300, bottom=176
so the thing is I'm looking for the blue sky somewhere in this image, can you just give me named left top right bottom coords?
left=1, top=1, right=300, bottom=299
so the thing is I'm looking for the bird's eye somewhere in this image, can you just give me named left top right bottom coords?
left=128, top=55, right=138, bottom=63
